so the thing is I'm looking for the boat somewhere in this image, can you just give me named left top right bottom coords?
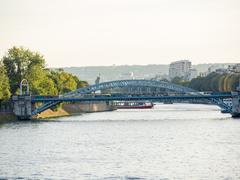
left=113, top=101, right=154, bottom=109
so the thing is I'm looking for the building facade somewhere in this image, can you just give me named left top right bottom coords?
left=189, top=68, right=198, bottom=79
left=228, top=64, right=240, bottom=73
left=169, top=60, right=193, bottom=80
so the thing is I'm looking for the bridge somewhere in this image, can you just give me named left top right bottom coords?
left=12, top=79, right=240, bottom=119
left=31, top=94, right=233, bottom=103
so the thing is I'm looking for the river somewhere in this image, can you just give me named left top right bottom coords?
left=0, top=104, right=240, bottom=179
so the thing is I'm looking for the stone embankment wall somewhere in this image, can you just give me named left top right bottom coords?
left=0, top=112, right=17, bottom=122
left=0, top=100, right=115, bottom=120
left=36, top=101, right=116, bottom=119
left=0, top=102, right=17, bottom=122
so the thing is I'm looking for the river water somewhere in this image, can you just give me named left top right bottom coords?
left=0, top=104, right=240, bottom=179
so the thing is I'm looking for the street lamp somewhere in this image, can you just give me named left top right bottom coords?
left=20, top=79, right=29, bottom=95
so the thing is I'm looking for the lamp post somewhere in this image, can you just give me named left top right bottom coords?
left=20, top=79, right=29, bottom=95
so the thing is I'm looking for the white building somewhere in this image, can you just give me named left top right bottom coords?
left=169, top=60, right=192, bottom=80
left=208, top=64, right=228, bottom=74
left=190, top=68, right=198, bottom=79
left=228, top=64, right=240, bottom=73
left=119, top=72, right=134, bottom=79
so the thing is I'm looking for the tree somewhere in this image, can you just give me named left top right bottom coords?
left=49, top=70, right=88, bottom=95
left=2, top=46, right=88, bottom=96
left=171, top=76, right=190, bottom=86
left=72, top=76, right=88, bottom=89
left=25, top=66, right=58, bottom=95
left=188, top=72, right=240, bottom=92
left=0, top=63, right=11, bottom=100
left=2, top=46, right=46, bottom=94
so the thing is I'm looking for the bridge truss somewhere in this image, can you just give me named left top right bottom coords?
left=32, top=79, right=232, bottom=115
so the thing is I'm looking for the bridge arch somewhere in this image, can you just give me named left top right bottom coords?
left=63, top=79, right=198, bottom=97
left=32, top=79, right=231, bottom=115
left=62, top=79, right=231, bottom=112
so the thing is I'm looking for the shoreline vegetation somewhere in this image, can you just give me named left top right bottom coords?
left=0, top=46, right=88, bottom=101
left=171, top=73, right=240, bottom=92
left=0, top=46, right=239, bottom=122
left=0, top=46, right=89, bottom=122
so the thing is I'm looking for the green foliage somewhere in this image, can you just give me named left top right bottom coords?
left=2, top=46, right=46, bottom=94
left=25, top=67, right=58, bottom=95
left=171, top=76, right=190, bottom=86
left=48, top=70, right=88, bottom=95
left=50, top=70, right=76, bottom=94
left=1, top=46, right=88, bottom=96
left=0, top=63, right=11, bottom=100
left=188, top=72, right=240, bottom=92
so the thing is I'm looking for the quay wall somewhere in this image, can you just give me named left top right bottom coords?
left=0, top=112, right=17, bottom=122
left=36, top=101, right=116, bottom=119
left=0, top=100, right=115, bottom=120
left=0, top=102, right=17, bottom=122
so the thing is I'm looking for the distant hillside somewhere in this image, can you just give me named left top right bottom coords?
left=63, top=65, right=169, bottom=84
left=61, top=63, right=235, bottom=84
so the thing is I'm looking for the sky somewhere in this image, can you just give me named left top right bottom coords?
left=0, top=0, right=240, bottom=67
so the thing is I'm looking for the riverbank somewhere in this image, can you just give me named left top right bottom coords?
left=36, top=108, right=70, bottom=119
left=0, top=112, right=17, bottom=123
left=36, top=101, right=116, bottom=119
left=0, top=101, right=116, bottom=121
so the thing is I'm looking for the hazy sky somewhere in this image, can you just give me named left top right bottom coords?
left=0, top=0, right=239, bottom=67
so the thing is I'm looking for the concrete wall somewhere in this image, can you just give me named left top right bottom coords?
left=0, top=102, right=16, bottom=122
left=36, top=101, right=116, bottom=119
left=0, top=112, right=17, bottom=122
left=63, top=101, right=115, bottom=114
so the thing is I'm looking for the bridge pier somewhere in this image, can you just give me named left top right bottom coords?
left=231, top=81, right=240, bottom=117
left=231, top=91, right=240, bottom=118
left=12, top=95, right=32, bottom=120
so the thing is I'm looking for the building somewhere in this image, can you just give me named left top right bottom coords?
left=215, top=68, right=227, bottom=74
left=169, top=60, right=192, bottom=80
left=190, top=68, right=198, bottom=79
left=119, top=72, right=134, bottom=80
left=207, top=64, right=228, bottom=74
left=228, top=64, right=240, bottom=73
left=199, top=72, right=208, bottom=77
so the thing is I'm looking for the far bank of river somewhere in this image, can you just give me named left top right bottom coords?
left=36, top=101, right=116, bottom=119
left=0, top=101, right=116, bottom=122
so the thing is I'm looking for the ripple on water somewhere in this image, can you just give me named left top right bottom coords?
left=0, top=104, right=239, bottom=179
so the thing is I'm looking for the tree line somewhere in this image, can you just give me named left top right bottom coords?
left=0, top=47, right=88, bottom=100
left=171, top=72, right=240, bottom=92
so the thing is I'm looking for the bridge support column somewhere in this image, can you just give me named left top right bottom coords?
left=231, top=81, right=240, bottom=117
left=12, top=95, right=32, bottom=120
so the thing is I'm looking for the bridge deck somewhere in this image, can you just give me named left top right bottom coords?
left=31, top=94, right=233, bottom=102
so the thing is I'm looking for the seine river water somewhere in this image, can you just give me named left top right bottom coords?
left=0, top=104, right=240, bottom=179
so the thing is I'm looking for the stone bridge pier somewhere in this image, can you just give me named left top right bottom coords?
left=12, top=95, right=32, bottom=120
left=231, top=85, right=240, bottom=117
left=12, top=79, right=32, bottom=120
